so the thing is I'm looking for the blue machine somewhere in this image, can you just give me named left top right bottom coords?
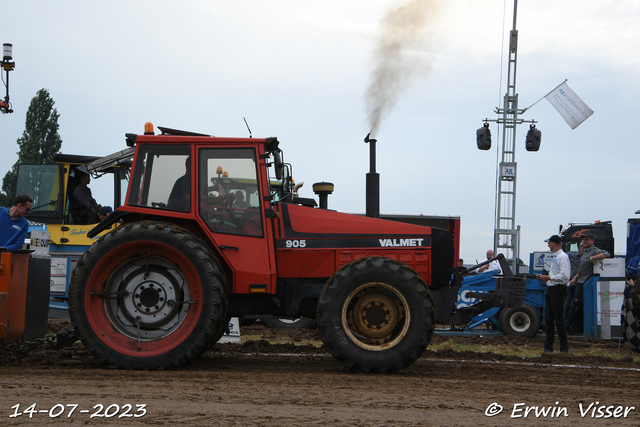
left=435, top=270, right=545, bottom=337
left=435, top=252, right=600, bottom=338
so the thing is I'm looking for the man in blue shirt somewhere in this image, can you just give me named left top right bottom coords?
left=0, top=194, right=33, bottom=252
left=537, top=235, right=571, bottom=353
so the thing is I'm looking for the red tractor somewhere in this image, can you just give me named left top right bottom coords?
left=69, top=124, right=523, bottom=373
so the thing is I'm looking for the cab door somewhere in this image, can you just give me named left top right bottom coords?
left=197, top=146, right=276, bottom=294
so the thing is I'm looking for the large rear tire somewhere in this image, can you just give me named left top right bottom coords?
left=68, top=221, right=226, bottom=369
left=317, top=257, right=434, bottom=373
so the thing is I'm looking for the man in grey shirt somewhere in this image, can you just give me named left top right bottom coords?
left=565, top=233, right=610, bottom=333
left=564, top=242, right=584, bottom=320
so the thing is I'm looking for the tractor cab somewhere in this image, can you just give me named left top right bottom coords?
left=16, top=149, right=133, bottom=245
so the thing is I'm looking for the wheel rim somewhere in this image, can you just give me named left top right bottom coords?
left=106, top=257, right=190, bottom=339
left=341, top=282, right=409, bottom=351
left=509, top=311, right=531, bottom=333
left=278, top=318, right=302, bottom=324
left=85, top=241, right=203, bottom=357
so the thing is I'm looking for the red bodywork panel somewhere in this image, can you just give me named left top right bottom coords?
left=0, top=253, right=29, bottom=339
left=274, top=203, right=433, bottom=286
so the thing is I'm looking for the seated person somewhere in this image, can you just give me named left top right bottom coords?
left=72, top=171, right=112, bottom=224
left=201, top=181, right=236, bottom=220
left=232, top=191, right=248, bottom=208
left=232, top=191, right=250, bottom=209
left=167, top=158, right=190, bottom=211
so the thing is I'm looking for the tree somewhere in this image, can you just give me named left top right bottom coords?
left=0, top=89, right=62, bottom=206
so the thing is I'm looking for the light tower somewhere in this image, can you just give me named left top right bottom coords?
left=1, top=43, right=15, bottom=114
left=476, top=0, right=540, bottom=271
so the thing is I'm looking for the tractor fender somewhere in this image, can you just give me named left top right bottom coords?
left=87, top=210, right=134, bottom=238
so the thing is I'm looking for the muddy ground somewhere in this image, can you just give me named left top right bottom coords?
left=2, top=320, right=640, bottom=426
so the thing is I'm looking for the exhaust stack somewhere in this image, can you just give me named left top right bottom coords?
left=364, top=132, right=379, bottom=218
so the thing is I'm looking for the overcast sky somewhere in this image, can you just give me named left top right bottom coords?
left=2, top=0, right=638, bottom=263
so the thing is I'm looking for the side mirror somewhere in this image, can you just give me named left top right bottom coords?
left=274, top=150, right=283, bottom=180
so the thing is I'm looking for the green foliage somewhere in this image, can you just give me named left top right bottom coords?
left=507, top=257, right=528, bottom=267
left=0, top=89, right=62, bottom=206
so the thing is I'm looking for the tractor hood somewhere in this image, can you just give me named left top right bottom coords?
left=276, top=203, right=434, bottom=249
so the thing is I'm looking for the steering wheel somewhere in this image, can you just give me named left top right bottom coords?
left=219, top=194, right=235, bottom=208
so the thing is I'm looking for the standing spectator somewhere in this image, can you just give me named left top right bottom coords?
left=0, top=195, right=32, bottom=252
left=626, top=273, right=635, bottom=287
left=566, top=233, right=611, bottom=334
left=478, top=249, right=503, bottom=274
left=452, top=259, right=467, bottom=275
left=537, top=235, right=570, bottom=352
left=564, top=243, right=584, bottom=321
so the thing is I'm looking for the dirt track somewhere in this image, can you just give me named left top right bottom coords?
left=2, top=321, right=640, bottom=426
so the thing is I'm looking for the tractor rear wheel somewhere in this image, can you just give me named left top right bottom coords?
left=68, top=221, right=226, bottom=369
left=317, top=257, right=434, bottom=373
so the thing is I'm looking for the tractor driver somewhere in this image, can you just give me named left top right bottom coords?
left=201, top=179, right=236, bottom=220
left=167, top=157, right=190, bottom=211
left=72, top=170, right=112, bottom=223
left=233, top=191, right=250, bottom=209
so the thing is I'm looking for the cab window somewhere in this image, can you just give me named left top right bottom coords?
left=128, top=144, right=191, bottom=211
left=198, top=148, right=263, bottom=237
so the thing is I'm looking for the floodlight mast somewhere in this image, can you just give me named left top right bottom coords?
left=481, top=0, right=537, bottom=271
left=1, top=43, right=15, bottom=114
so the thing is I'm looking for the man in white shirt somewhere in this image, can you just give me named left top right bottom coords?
left=536, top=235, right=571, bottom=353
left=478, top=249, right=503, bottom=274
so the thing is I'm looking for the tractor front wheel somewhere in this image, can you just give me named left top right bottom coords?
left=317, top=257, right=434, bottom=373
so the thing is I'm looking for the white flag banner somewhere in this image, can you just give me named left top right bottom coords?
left=545, top=81, right=594, bottom=129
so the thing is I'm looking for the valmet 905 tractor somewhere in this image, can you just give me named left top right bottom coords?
left=67, top=124, right=525, bottom=373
